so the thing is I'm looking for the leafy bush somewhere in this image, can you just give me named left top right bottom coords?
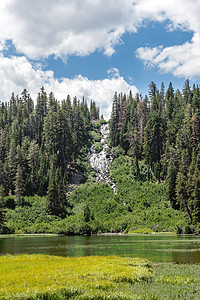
left=93, top=119, right=107, bottom=128
left=4, top=154, right=188, bottom=235
left=93, top=142, right=103, bottom=153
left=112, top=145, right=125, bottom=157
left=89, top=130, right=101, bottom=142
left=184, top=224, right=195, bottom=234
left=4, top=196, right=16, bottom=209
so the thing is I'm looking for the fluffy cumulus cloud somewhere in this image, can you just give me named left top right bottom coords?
left=0, top=0, right=200, bottom=117
left=0, top=56, right=138, bottom=119
left=0, top=0, right=199, bottom=64
left=136, top=34, right=200, bottom=77
left=134, top=0, right=200, bottom=78
left=0, top=0, right=138, bottom=59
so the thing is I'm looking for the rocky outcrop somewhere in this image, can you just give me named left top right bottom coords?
left=88, top=124, right=117, bottom=193
left=66, top=168, right=85, bottom=197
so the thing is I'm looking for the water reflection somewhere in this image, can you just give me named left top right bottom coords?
left=0, top=235, right=200, bottom=263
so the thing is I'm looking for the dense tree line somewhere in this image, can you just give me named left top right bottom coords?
left=0, top=87, right=99, bottom=218
left=109, top=80, right=200, bottom=223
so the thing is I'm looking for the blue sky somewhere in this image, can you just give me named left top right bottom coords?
left=44, top=21, right=193, bottom=93
left=0, top=0, right=200, bottom=119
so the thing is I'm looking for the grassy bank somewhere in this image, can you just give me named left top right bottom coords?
left=1, top=254, right=200, bottom=299
left=0, top=255, right=152, bottom=299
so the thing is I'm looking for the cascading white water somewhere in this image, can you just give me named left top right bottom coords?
left=88, top=124, right=116, bottom=193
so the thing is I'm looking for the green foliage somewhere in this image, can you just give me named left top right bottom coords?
left=112, top=145, right=125, bottom=157
left=110, top=156, right=186, bottom=233
left=93, top=142, right=103, bottom=153
left=5, top=153, right=188, bottom=234
left=89, top=130, right=101, bottom=142
left=4, top=196, right=16, bottom=209
left=2, top=80, right=200, bottom=235
left=0, top=185, right=5, bottom=232
left=93, top=119, right=107, bottom=128
left=108, top=81, right=200, bottom=223
left=0, top=87, right=99, bottom=202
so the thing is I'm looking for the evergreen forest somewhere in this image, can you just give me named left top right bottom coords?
left=0, top=80, right=200, bottom=234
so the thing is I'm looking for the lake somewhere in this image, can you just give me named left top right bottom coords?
left=0, top=234, right=200, bottom=264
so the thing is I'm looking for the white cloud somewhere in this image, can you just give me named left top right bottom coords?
left=0, top=0, right=200, bottom=105
left=136, top=33, right=200, bottom=78
left=136, top=46, right=163, bottom=69
left=0, top=0, right=137, bottom=59
left=3, top=0, right=198, bottom=62
left=0, top=0, right=199, bottom=77
left=0, top=56, right=138, bottom=119
left=134, top=0, right=200, bottom=78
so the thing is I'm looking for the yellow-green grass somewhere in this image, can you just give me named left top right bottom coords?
left=0, top=255, right=153, bottom=299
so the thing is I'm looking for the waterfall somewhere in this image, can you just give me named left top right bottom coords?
left=88, top=124, right=117, bottom=193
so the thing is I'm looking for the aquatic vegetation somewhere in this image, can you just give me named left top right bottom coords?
left=1, top=254, right=200, bottom=299
left=0, top=255, right=152, bottom=299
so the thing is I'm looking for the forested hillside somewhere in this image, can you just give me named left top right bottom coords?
left=0, top=88, right=100, bottom=224
left=109, top=80, right=200, bottom=224
left=0, top=80, right=200, bottom=234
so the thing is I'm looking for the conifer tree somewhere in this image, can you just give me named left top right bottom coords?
left=46, top=166, right=66, bottom=217
left=27, top=140, right=40, bottom=195
left=15, top=164, right=25, bottom=206
left=110, top=92, right=120, bottom=146
left=0, top=185, right=5, bottom=232
left=160, top=82, right=165, bottom=108
left=176, top=149, right=192, bottom=221
left=165, top=82, right=175, bottom=120
left=182, top=79, right=191, bottom=104
left=144, top=107, right=163, bottom=182
left=192, top=166, right=200, bottom=223
left=166, top=148, right=178, bottom=208
left=7, top=139, right=18, bottom=194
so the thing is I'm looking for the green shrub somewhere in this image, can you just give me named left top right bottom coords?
left=185, top=224, right=195, bottom=234
left=112, top=146, right=125, bottom=157
left=4, top=196, right=16, bottom=209
left=89, top=130, right=101, bottom=142
left=93, top=142, right=103, bottom=153
left=93, top=119, right=107, bottom=128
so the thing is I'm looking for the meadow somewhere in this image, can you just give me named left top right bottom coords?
left=0, top=254, right=200, bottom=299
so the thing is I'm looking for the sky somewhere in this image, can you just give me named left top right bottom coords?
left=0, top=0, right=200, bottom=119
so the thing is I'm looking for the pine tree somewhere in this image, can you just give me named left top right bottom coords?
left=148, top=81, right=157, bottom=101
left=110, top=92, right=120, bottom=146
left=0, top=185, right=5, bottom=233
left=46, top=166, right=66, bottom=216
left=0, top=161, right=5, bottom=187
left=192, top=166, right=200, bottom=223
left=144, top=109, right=163, bottom=182
left=27, top=140, right=40, bottom=195
left=166, top=148, right=178, bottom=208
left=182, top=79, right=191, bottom=104
left=15, top=164, right=25, bottom=206
left=35, top=87, right=48, bottom=145
left=165, top=82, right=175, bottom=120
left=160, top=82, right=165, bottom=108
left=7, top=139, right=18, bottom=194
left=176, top=149, right=192, bottom=221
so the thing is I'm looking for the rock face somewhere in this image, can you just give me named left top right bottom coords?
left=88, top=124, right=117, bottom=193
left=66, top=168, right=85, bottom=197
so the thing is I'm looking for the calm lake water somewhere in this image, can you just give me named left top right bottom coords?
left=0, top=234, right=200, bottom=264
